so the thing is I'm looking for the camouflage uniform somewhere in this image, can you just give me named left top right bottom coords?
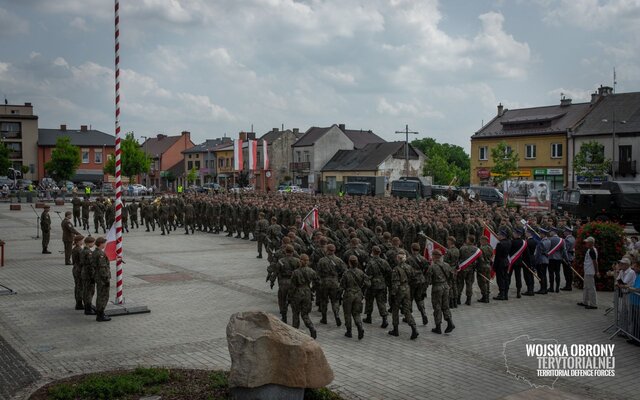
left=457, top=243, right=479, bottom=304
left=184, top=202, right=195, bottom=234
left=268, top=254, right=299, bottom=322
left=71, top=195, right=82, bottom=226
left=71, top=241, right=84, bottom=309
left=443, top=245, right=460, bottom=308
left=81, top=198, right=91, bottom=230
left=340, top=264, right=371, bottom=339
left=40, top=209, right=51, bottom=253
left=81, top=244, right=96, bottom=314
left=426, top=259, right=455, bottom=333
left=93, top=201, right=106, bottom=233
left=364, top=255, right=391, bottom=325
left=317, top=253, right=346, bottom=325
left=407, top=251, right=429, bottom=324
left=92, top=246, right=111, bottom=321
left=290, top=261, right=319, bottom=338
left=388, top=258, right=419, bottom=339
left=255, top=216, right=269, bottom=258
left=477, top=244, right=493, bottom=302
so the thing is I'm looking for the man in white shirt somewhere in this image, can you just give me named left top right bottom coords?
left=578, top=236, right=599, bottom=309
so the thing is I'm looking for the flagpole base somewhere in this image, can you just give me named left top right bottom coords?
left=105, top=300, right=151, bottom=317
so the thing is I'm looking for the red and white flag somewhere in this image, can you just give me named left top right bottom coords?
left=263, top=139, right=269, bottom=170
left=248, top=140, right=257, bottom=170
left=424, top=237, right=447, bottom=261
left=301, top=207, right=319, bottom=236
left=458, top=247, right=482, bottom=271
left=105, top=225, right=117, bottom=261
left=233, top=139, right=243, bottom=171
left=483, top=227, right=499, bottom=249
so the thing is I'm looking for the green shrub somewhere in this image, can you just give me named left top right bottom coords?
left=572, top=221, right=626, bottom=291
left=304, top=387, right=343, bottom=400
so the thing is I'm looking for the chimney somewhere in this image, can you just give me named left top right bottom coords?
left=272, top=128, right=279, bottom=133
left=24, top=102, right=32, bottom=107
left=247, top=132, right=256, bottom=140
left=598, top=85, right=613, bottom=96
left=80, top=125, right=88, bottom=131
left=181, top=131, right=190, bottom=140
left=497, top=103, right=504, bottom=117
left=560, top=97, right=572, bottom=107
left=293, top=128, right=299, bottom=134
left=157, top=134, right=167, bottom=140
left=239, top=131, right=247, bottom=141
left=60, top=124, right=67, bottom=131
left=338, top=124, right=346, bottom=131
left=591, top=92, right=599, bottom=104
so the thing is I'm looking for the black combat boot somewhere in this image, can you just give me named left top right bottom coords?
left=388, top=325, right=399, bottom=337
left=256, top=254, right=262, bottom=259
left=344, top=329, right=352, bottom=338
left=281, top=313, right=287, bottom=324
left=493, top=292, right=505, bottom=301
left=335, top=315, right=342, bottom=327
left=456, top=296, right=461, bottom=305
left=465, top=296, right=471, bottom=306
left=381, top=316, right=389, bottom=328
left=184, top=231, right=189, bottom=235
left=84, top=306, right=96, bottom=316
left=410, top=325, right=419, bottom=340
left=96, top=312, right=111, bottom=322
left=516, top=288, right=521, bottom=298
left=310, top=328, right=317, bottom=339
left=357, top=326, right=364, bottom=340
left=75, top=303, right=84, bottom=310
left=226, top=232, right=233, bottom=237
left=43, top=249, right=51, bottom=254
left=235, top=233, right=242, bottom=238
left=421, top=313, right=428, bottom=326
left=363, top=314, right=372, bottom=324
left=431, top=324, right=442, bottom=334
left=444, top=319, right=455, bottom=333
left=477, top=295, right=486, bottom=303
left=320, top=314, right=327, bottom=324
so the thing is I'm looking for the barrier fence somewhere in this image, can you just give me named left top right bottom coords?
left=605, top=287, right=640, bottom=342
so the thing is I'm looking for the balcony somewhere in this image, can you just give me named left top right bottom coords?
left=290, top=162, right=310, bottom=172
left=615, top=160, right=637, bottom=177
left=8, top=151, right=22, bottom=159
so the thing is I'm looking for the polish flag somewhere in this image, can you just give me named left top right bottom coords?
left=234, top=139, right=243, bottom=171
left=423, top=237, right=447, bottom=261
left=248, top=140, right=257, bottom=170
left=105, top=225, right=117, bottom=261
left=483, top=227, right=499, bottom=249
left=263, top=139, right=269, bottom=170
left=301, top=207, right=319, bottom=237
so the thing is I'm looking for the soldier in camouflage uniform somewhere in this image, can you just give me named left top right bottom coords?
left=184, top=201, right=195, bottom=234
left=426, top=249, right=455, bottom=334
left=255, top=212, right=269, bottom=258
left=121, top=199, right=129, bottom=233
left=477, top=236, right=493, bottom=303
left=143, top=201, right=155, bottom=232
left=457, top=235, right=479, bottom=305
left=81, top=196, right=91, bottom=231
left=129, top=199, right=139, bottom=229
left=290, top=254, right=319, bottom=338
left=159, top=200, right=170, bottom=235
left=268, top=244, right=299, bottom=323
left=81, top=236, right=97, bottom=315
left=388, top=250, right=419, bottom=340
left=71, top=234, right=85, bottom=310
left=407, top=242, right=429, bottom=325
left=363, top=246, right=391, bottom=328
left=340, top=255, right=371, bottom=340
left=41, top=205, right=51, bottom=254
left=443, top=236, right=460, bottom=308
left=92, top=237, right=111, bottom=322
left=93, top=197, right=107, bottom=234
left=342, top=238, right=368, bottom=268
left=105, top=199, right=115, bottom=228
left=71, top=193, right=82, bottom=227
left=317, top=244, right=345, bottom=327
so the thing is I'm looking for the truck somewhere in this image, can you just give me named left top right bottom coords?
left=557, top=181, right=640, bottom=231
left=390, top=177, right=432, bottom=199
left=343, top=176, right=385, bottom=196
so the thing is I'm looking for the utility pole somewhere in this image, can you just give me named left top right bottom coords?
left=612, top=67, right=617, bottom=180
left=395, top=124, right=418, bottom=177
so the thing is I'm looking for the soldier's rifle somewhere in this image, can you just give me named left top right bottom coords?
left=29, top=204, right=40, bottom=239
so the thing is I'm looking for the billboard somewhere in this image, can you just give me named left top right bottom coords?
left=503, top=180, right=551, bottom=211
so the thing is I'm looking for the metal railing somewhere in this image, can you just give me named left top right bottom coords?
left=604, top=287, right=640, bottom=342
left=290, top=162, right=310, bottom=171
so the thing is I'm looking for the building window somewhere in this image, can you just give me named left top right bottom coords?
left=95, top=149, right=103, bottom=164
left=195, top=161, right=200, bottom=169
left=81, top=148, right=90, bottom=164
left=6, top=142, right=22, bottom=158
left=304, top=151, right=310, bottom=163
left=187, top=161, right=193, bottom=170
left=479, top=146, right=488, bottom=161
left=219, top=158, right=224, bottom=168
left=0, top=122, right=21, bottom=139
left=296, top=151, right=301, bottom=162
left=503, top=146, right=513, bottom=159
left=551, top=143, right=563, bottom=158
left=525, top=144, right=536, bottom=159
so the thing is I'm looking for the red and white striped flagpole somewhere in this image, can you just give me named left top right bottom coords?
left=114, top=0, right=124, bottom=304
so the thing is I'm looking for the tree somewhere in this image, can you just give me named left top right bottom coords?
left=21, top=165, right=30, bottom=175
left=490, top=141, right=520, bottom=186
left=44, top=136, right=81, bottom=181
left=0, top=143, right=10, bottom=176
left=573, top=141, right=611, bottom=185
left=411, top=138, right=470, bottom=185
left=104, top=132, right=151, bottom=182
left=186, top=167, right=197, bottom=185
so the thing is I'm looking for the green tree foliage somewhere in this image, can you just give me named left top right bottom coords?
left=44, top=136, right=81, bottom=181
left=186, top=167, right=197, bottom=184
left=20, top=165, right=30, bottom=175
left=573, top=140, right=611, bottom=184
left=411, top=138, right=470, bottom=185
left=104, top=132, right=151, bottom=181
left=573, top=222, right=625, bottom=291
left=490, top=141, right=519, bottom=186
left=0, top=143, right=10, bottom=176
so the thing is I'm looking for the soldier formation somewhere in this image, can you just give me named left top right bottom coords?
left=47, top=191, right=584, bottom=329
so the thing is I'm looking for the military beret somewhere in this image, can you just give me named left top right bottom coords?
left=95, top=237, right=107, bottom=246
left=84, top=236, right=96, bottom=244
left=74, top=234, right=84, bottom=242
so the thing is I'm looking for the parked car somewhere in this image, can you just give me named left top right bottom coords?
left=129, top=184, right=147, bottom=196
left=468, top=186, right=504, bottom=205
left=101, top=182, right=113, bottom=192
left=39, top=177, right=59, bottom=191
left=14, top=179, right=33, bottom=190
left=58, top=180, right=75, bottom=191
left=202, top=182, right=221, bottom=193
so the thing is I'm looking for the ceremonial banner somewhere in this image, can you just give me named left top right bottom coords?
left=105, top=224, right=118, bottom=261
left=301, top=207, right=319, bottom=236
left=263, top=139, right=269, bottom=170
left=424, top=237, right=447, bottom=261
left=233, top=139, right=243, bottom=171
left=248, top=140, right=257, bottom=170
left=458, top=247, right=482, bottom=271
left=483, top=227, right=499, bottom=249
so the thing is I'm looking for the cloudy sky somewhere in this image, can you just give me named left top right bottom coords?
left=1, top=0, right=639, bottom=151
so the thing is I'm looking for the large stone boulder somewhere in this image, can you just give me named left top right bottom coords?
left=226, top=311, right=334, bottom=389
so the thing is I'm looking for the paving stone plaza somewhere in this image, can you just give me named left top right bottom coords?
left=1, top=204, right=639, bottom=400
